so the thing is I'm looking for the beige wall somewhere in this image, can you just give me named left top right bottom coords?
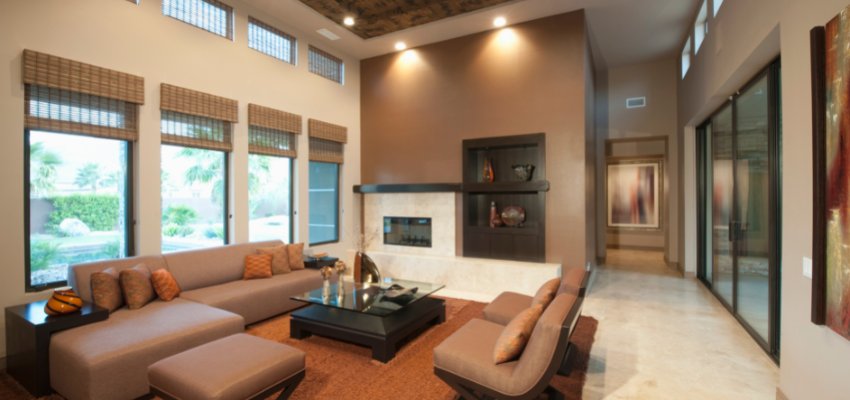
left=359, top=11, right=595, bottom=269
left=0, top=0, right=361, bottom=360
left=596, top=59, right=679, bottom=261
left=678, top=0, right=850, bottom=398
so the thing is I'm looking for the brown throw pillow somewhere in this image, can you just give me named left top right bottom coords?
left=493, top=305, right=544, bottom=364
left=257, top=246, right=290, bottom=275
left=91, top=267, right=124, bottom=313
left=151, top=269, right=181, bottom=301
left=119, top=264, right=156, bottom=310
left=287, top=243, right=305, bottom=271
left=531, top=278, right=561, bottom=310
left=244, top=254, right=273, bottom=280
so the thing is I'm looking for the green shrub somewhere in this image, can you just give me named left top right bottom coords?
left=204, top=227, right=224, bottom=239
left=177, top=226, right=195, bottom=237
left=47, top=194, right=120, bottom=232
left=31, top=240, right=61, bottom=271
left=164, top=224, right=194, bottom=237
left=163, top=204, right=198, bottom=227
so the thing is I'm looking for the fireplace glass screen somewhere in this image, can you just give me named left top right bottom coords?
left=384, top=217, right=432, bottom=248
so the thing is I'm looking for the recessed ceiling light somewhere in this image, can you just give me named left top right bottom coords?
left=344, top=17, right=354, bottom=26
left=494, top=17, right=506, bottom=27
left=395, top=42, right=407, bottom=50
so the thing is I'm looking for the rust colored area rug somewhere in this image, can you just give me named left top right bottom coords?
left=0, top=298, right=597, bottom=400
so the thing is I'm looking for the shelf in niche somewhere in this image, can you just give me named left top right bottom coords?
left=466, top=226, right=540, bottom=236
left=463, top=181, right=549, bottom=193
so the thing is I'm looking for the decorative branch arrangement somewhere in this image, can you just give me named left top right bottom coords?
left=345, top=224, right=379, bottom=253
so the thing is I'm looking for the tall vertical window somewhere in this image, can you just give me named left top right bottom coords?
left=247, top=104, right=299, bottom=243
left=681, top=38, right=692, bottom=79
left=713, top=0, right=724, bottom=16
left=308, top=45, right=344, bottom=84
left=159, top=84, right=236, bottom=252
left=248, top=17, right=297, bottom=65
left=694, top=0, right=708, bottom=54
left=23, top=50, right=142, bottom=291
left=163, top=0, right=233, bottom=39
left=309, top=162, right=339, bottom=245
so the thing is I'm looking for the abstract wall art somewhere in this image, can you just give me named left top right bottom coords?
left=606, top=160, right=661, bottom=230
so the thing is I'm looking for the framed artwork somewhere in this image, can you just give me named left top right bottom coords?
left=606, top=159, right=662, bottom=230
left=811, top=5, right=850, bottom=341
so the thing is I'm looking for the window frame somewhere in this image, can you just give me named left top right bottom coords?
left=24, top=129, right=136, bottom=293
left=248, top=154, right=295, bottom=244
left=308, top=161, right=340, bottom=246
left=160, top=144, right=230, bottom=253
left=162, top=0, right=234, bottom=40
left=248, top=16, right=298, bottom=66
left=308, top=45, right=345, bottom=85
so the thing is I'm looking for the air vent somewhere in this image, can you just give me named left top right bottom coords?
left=317, top=29, right=340, bottom=41
left=626, top=97, right=646, bottom=108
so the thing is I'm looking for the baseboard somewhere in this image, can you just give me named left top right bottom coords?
left=596, top=256, right=606, bottom=266
left=776, top=388, right=789, bottom=400
left=606, top=244, right=664, bottom=251
left=684, top=271, right=696, bottom=279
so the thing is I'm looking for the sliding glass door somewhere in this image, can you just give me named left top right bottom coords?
left=697, top=59, right=781, bottom=361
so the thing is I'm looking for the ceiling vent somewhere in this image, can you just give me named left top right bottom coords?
left=317, top=29, right=340, bottom=41
left=626, top=97, right=646, bottom=108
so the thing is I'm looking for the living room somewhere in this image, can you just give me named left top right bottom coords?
left=1, top=0, right=850, bottom=399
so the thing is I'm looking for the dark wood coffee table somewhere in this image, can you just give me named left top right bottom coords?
left=289, top=278, right=445, bottom=362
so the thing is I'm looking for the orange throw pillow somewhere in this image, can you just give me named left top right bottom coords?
left=258, top=246, right=290, bottom=275
left=119, top=264, right=156, bottom=310
left=151, top=269, right=181, bottom=301
left=244, top=254, right=273, bottom=280
left=493, top=305, right=544, bottom=364
left=91, top=267, right=124, bottom=313
left=287, top=243, right=305, bottom=271
left=531, top=278, right=561, bottom=310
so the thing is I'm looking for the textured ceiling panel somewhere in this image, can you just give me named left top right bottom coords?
left=299, top=0, right=519, bottom=39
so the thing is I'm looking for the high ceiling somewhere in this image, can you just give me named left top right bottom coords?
left=243, top=0, right=700, bottom=68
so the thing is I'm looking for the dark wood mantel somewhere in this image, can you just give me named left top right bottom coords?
left=353, top=183, right=463, bottom=193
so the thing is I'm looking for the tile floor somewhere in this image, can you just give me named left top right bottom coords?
left=581, top=249, right=779, bottom=400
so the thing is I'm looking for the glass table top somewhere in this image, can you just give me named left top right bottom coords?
left=291, top=277, right=445, bottom=317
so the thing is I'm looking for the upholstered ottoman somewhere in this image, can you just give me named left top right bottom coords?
left=147, top=334, right=305, bottom=400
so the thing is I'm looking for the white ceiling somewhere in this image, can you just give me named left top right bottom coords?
left=243, top=0, right=700, bottom=69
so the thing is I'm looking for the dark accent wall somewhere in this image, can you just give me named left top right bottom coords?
left=360, top=10, right=596, bottom=268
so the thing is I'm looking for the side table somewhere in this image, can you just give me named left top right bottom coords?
left=5, top=299, right=108, bottom=397
left=303, top=256, right=339, bottom=270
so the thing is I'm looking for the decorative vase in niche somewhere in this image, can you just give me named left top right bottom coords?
left=359, top=253, right=381, bottom=284
left=45, top=287, right=83, bottom=316
left=483, top=158, right=494, bottom=182
left=511, top=164, right=535, bottom=181
left=490, top=201, right=504, bottom=227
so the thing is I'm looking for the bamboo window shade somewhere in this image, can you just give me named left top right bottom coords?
left=162, top=0, right=233, bottom=39
left=248, top=104, right=300, bottom=158
left=248, top=17, right=297, bottom=65
left=160, top=84, right=237, bottom=152
left=308, top=46, right=344, bottom=84
left=22, top=50, right=143, bottom=141
left=308, top=118, right=346, bottom=164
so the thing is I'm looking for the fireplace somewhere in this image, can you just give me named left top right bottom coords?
left=384, top=217, right=432, bottom=248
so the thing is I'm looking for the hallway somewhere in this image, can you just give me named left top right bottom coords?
left=581, top=249, right=779, bottom=399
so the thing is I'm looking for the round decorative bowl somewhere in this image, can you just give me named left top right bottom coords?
left=501, top=206, right=526, bottom=227
left=45, top=287, right=83, bottom=316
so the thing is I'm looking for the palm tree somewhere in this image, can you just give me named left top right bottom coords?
left=178, top=149, right=272, bottom=208
left=30, top=142, right=63, bottom=197
left=74, top=163, right=103, bottom=193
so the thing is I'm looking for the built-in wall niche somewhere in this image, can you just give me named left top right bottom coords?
left=462, top=133, right=548, bottom=263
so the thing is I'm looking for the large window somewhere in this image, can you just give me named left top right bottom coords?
left=161, top=145, right=227, bottom=252
left=27, top=131, right=132, bottom=289
left=163, top=0, right=233, bottom=39
left=249, top=155, right=293, bottom=243
left=308, top=45, right=344, bottom=84
left=309, top=162, right=339, bottom=245
left=249, top=17, right=297, bottom=65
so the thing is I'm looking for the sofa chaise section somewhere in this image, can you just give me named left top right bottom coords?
left=180, top=269, right=335, bottom=325
left=50, top=298, right=244, bottom=400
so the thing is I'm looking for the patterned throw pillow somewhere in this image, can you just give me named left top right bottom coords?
left=151, top=269, right=181, bottom=301
left=119, top=264, right=156, bottom=310
left=91, top=267, right=124, bottom=313
left=257, top=246, right=291, bottom=275
left=244, top=254, right=273, bottom=280
left=531, top=278, right=561, bottom=310
left=287, top=243, right=305, bottom=271
left=493, top=305, right=544, bottom=364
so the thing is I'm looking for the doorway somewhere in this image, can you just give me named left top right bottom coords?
left=696, top=58, right=782, bottom=362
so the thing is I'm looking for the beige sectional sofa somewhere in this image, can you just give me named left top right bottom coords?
left=52, top=240, right=332, bottom=400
